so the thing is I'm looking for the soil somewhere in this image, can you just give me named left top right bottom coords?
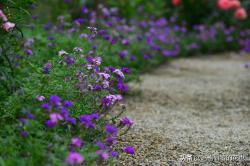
left=118, top=53, right=250, bottom=165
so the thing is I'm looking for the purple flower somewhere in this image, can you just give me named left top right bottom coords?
left=65, top=56, right=75, bottom=66
left=120, top=117, right=134, bottom=127
left=41, top=103, right=50, bottom=110
left=49, top=113, right=63, bottom=123
left=130, top=55, right=136, bottom=61
left=64, top=100, right=73, bottom=107
left=74, top=18, right=84, bottom=26
left=155, top=18, right=167, bottom=27
left=113, top=69, right=125, bottom=78
left=91, top=113, right=100, bottom=120
left=32, top=15, right=38, bottom=20
left=96, top=150, right=109, bottom=160
left=25, top=49, right=33, bottom=56
left=20, top=131, right=29, bottom=138
left=121, top=39, right=129, bottom=45
left=71, top=137, right=82, bottom=148
left=98, top=72, right=110, bottom=80
left=92, top=57, right=102, bottom=66
left=44, top=23, right=52, bottom=31
left=24, top=38, right=34, bottom=47
left=103, top=34, right=110, bottom=40
left=19, top=117, right=27, bottom=124
left=49, top=95, right=61, bottom=106
left=27, top=113, right=35, bottom=119
left=66, top=152, right=84, bottom=165
left=79, top=115, right=93, bottom=127
left=43, top=62, right=52, bottom=74
left=110, top=38, right=117, bottom=45
left=117, top=81, right=129, bottom=93
left=121, top=67, right=131, bottom=74
left=162, top=50, right=173, bottom=57
left=110, top=151, right=119, bottom=158
left=119, top=50, right=128, bottom=59
left=79, top=113, right=99, bottom=128
left=93, top=84, right=102, bottom=91
left=105, top=124, right=118, bottom=135
left=106, top=136, right=116, bottom=145
left=102, top=95, right=123, bottom=107
left=79, top=33, right=88, bottom=39
left=45, top=120, right=56, bottom=128
left=65, top=116, right=77, bottom=125
left=81, top=6, right=88, bottom=14
left=105, top=66, right=115, bottom=72
left=143, top=54, right=152, bottom=60
left=68, top=28, right=76, bottom=33
left=95, top=141, right=106, bottom=150
left=123, top=146, right=135, bottom=155
left=61, top=108, right=69, bottom=116
left=48, top=36, right=54, bottom=41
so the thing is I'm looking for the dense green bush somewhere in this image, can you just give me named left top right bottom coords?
left=0, top=0, right=35, bottom=99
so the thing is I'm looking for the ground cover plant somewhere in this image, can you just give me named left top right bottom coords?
left=0, top=0, right=250, bottom=165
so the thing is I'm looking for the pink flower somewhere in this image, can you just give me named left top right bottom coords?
left=230, top=0, right=241, bottom=9
left=49, top=113, right=63, bottom=123
left=36, top=95, right=45, bottom=101
left=218, top=0, right=231, bottom=10
left=71, top=137, right=82, bottom=148
left=0, top=9, right=7, bottom=21
left=66, top=152, right=84, bottom=165
left=2, top=22, right=15, bottom=32
left=234, top=8, right=247, bottom=20
left=172, top=0, right=181, bottom=6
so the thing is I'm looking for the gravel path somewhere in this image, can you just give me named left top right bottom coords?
left=118, top=53, right=250, bottom=165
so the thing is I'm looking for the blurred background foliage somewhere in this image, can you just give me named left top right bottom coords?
left=33, top=0, right=250, bottom=28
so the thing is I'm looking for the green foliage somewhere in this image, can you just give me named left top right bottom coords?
left=0, top=0, right=36, bottom=99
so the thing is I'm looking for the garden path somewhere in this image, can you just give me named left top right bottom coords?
left=119, top=53, right=250, bottom=165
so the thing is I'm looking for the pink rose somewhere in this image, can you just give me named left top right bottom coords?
left=218, top=0, right=231, bottom=10
left=230, top=0, right=241, bottom=9
left=235, top=8, right=247, bottom=20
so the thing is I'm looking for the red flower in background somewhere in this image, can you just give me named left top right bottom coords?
left=172, top=0, right=182, bottom=7
left=235, top=8, right=247, bottom=20
left=218, top=0, right=241, bottom=10
left=218, top=0, right=247, bottom=20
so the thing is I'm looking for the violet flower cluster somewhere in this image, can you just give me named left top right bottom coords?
left=18, top=47, right=134, bottom=165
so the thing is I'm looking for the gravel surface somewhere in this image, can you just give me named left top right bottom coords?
left=118, top=53, right=250, bottom=165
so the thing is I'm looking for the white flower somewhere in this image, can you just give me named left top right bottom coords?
left=86, top=64, right=93, bottom=70
left=102, top=80, right=109, bottom=88
left=113, top=69, right=125, bottom=78
left=58, top=50, right=68, bottom=56
left=73, top=47, right=83, bottom=53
